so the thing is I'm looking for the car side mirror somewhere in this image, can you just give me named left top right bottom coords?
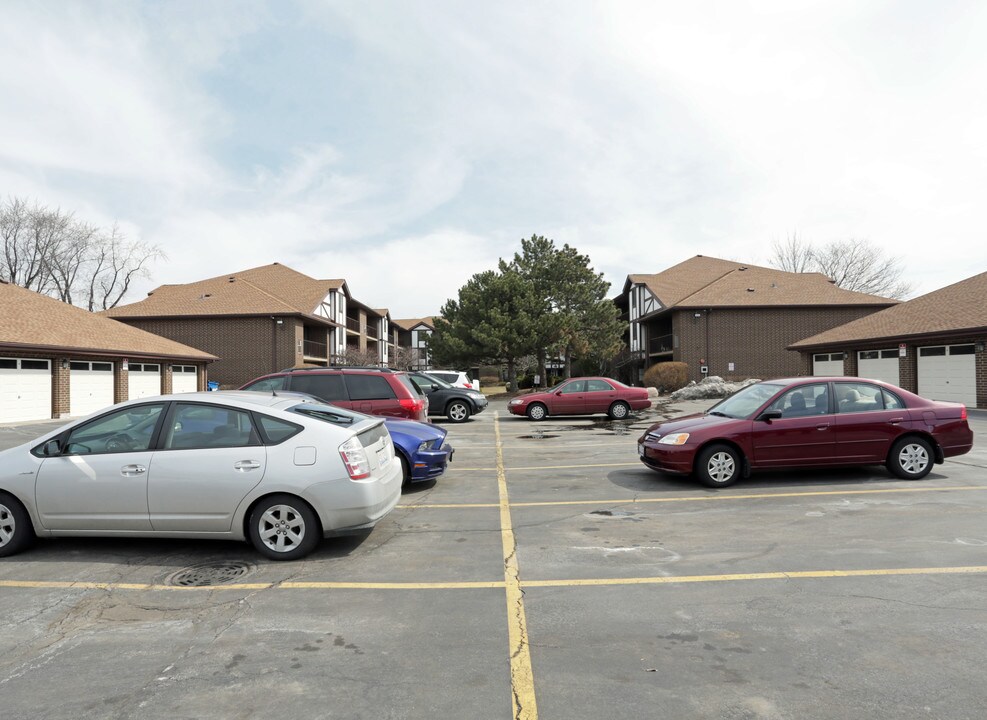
left=555, top=391, right=563, bottom=396
left=43, top=439, right=62, bottom=457
left=758, top=410, right=783, bottom=422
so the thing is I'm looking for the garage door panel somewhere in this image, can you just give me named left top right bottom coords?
left=813, top=353, right=844, bottom=376
left=858, top=349, right=900, bottom=386
left=70, top=361, right=114, bottom=416
left=0, top=358, right=52, bottom=423
left=128, top=364, right=162, bottom=400
left=918, top=345, right=975, bottom=406
left=172, top=365, right=198, bottom=393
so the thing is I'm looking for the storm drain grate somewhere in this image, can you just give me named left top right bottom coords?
left=166, top=561, right=255, bottom=587
left=517, top=433, right=560, bottom=440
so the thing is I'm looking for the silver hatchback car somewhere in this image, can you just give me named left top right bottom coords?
left=0, top=392, right=402, bottom=560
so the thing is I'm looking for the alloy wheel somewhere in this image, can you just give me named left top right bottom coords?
left=258, top=504, right=306, bottom=553
left=0, top=503, right=14, bottom=548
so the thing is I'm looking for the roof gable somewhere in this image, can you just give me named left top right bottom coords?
left=626, top=255, right=895, bottom=312
left=0, top=281, right=215, bottom=360
left=791, top=271, right=987, bottom=348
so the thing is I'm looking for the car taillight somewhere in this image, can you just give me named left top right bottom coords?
left=338, top=437, right=371, bottom=479
left=961, top=406, right=967, bottom=420
left=399, top=397, right=425, bottom=414
left=465, top=382, right=473, bottom=389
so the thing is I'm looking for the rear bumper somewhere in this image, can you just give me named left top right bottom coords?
left=306, top=461, right=403, bottom=535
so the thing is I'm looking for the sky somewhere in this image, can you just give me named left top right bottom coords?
left=2, top=0, right=986, bottom=318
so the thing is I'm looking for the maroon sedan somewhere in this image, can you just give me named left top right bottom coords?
left=508, top=377, right=651, bottom=420
left=638, top=377, right=973, bottom=487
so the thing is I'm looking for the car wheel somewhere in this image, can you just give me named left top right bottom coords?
left=695, top=444, right=741, bottom=488
left=887, top=437, right=934, bottom=480
left=446, top=400, right=471, bottom=423
left=400, top=454, right=411, bottom=486
left=608, top=401, right=630, bottom=420
left=526, top=403, right=548, bottom=421
left=247, top=494, right=321, bottom=561
left=0, top=492, right=35, bottom=558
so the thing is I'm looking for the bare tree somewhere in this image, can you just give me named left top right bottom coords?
left=768, top=234, right=913, bottom=299
left=770, top=232, right=815, bottom=273
left=0, top=196, right=164, bottom=309
left=341, top=346, right=383, bottom=367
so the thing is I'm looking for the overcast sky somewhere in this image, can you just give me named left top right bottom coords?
left=2, top=0, right=985, bottom=317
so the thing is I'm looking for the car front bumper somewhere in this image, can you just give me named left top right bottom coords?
left=638, top=442, right=694, bottom=475
left=409, top=443, right=454, bottom=482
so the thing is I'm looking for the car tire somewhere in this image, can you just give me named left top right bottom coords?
left=399, top=454, right=411, bottom=486
left=446, top=400, right=471, bottom=423
left=608, top=401, right=631, bottom=420
left=887, top=437, right=934, bottom=480
left=695, top=444, right=741, bottom=488
left=526, top=403, right=548, bottom=421
left=247, top=494, right=321, bottom=561
left=0, top=492, right=35, bottom=558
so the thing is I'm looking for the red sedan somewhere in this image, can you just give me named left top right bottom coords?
left=638, top=377, right=974, bottom=487
left=508, top=377, right=651, bottom=420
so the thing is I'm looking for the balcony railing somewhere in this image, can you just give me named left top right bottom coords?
left=366, top=324, right=379, bottom=340
left=303, top=339, right=328, bottom=359
left=648, top=333, right=673, bottom=355
left=346, top=316, right=361, bottom=333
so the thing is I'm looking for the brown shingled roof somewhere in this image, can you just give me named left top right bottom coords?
left=790, top=271, right=987, bottom=349
left=104, top=263, right=344, bottom=325
left=392, top=317, right=435, bottom=331
left=0, top=281, right=216, bottom=360
left=628, top=255, right=895, bottom=314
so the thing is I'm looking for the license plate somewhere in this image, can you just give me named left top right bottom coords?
left=377, top=446, right=391, bottom=467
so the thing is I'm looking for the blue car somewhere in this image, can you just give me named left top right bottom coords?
left=384, top=418, right=454, bottom=485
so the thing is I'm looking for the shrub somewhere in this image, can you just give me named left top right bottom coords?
left=643, top=362, right=689, bottom=394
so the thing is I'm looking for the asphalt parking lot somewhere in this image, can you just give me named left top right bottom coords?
left=2, top=399, right=986, bottom=719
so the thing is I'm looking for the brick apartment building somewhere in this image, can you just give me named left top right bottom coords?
left=104, top=263, right=397, bottom=388
left=614, top=256, right=897, bottom=383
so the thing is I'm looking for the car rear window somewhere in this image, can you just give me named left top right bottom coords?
left=243, top=376, right=287, bottom=392
left=431, top=372, right=456, bottom=382
left=345, top=374, right=397, bottom=400
left=290, top=374, right=347, bottom=401
left=394, top=374, right=423, bottom=397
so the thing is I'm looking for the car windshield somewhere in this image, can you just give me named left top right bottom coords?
left=706, top=382, right=784, bottom=419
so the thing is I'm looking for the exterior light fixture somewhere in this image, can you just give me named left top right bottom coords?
left=61, top=359, right=69, bottom=369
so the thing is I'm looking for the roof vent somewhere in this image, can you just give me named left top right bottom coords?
left=770, top=282, right=777, bottom=288
left=199, top=293, right=212, bottom=300
left=747, top=287, right=755, bottom=292
left=739, top=266, right=748, bottom=271
left=228, top=276, right=235, bottom=283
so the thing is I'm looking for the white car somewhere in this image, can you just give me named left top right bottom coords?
left=0, top=392, right=402, bottom=560
left=428, top=370, right=479, bottom=393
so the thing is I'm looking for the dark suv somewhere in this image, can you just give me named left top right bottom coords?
left=407, top=371, right=488, bottom=423
left=240, top=368, right=428, bottom=422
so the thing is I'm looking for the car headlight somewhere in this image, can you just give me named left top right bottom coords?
left=418, top=441, right=432, bottom=452
left=657, top=433, right=690, bottom=445
left=468, top=392, right=483, bottom=400
left=509, top=398, right=523, bottom=405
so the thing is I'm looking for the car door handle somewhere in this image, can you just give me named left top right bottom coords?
left=816, top=424, right=829, bottom=430
left=888, top=417, right=904, bottom=425
left=121, top=464, right=146, bottom=476
left=234, top=460, right=261, bottom=471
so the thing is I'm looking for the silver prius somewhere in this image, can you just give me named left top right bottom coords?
left=0, top=392, right=402, bottom=561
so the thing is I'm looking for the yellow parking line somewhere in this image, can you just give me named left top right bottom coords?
left=524, top=565, right=987, bottom=588
left=496, top=412, right=539, bottom=720
left=5, top=564, right=985, bottom=593
left=456, top=462, right=638, bottom=472
left=511, top=485, right=987, bottom=507
left=396, top=485, right=986, bottom=510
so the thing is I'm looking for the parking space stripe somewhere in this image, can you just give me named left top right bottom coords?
left=455, top=462, right=638, bottom=472
left=525, top=565, right=987, bottom=588
left=495, top=412, right=539, bottom=720
left=396, top=485, right=986, bottom=510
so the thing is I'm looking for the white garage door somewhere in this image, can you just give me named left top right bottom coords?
left=172, top=365, right=198, bottom=393
left=0, top=358, right=52, bottom=423
left=813, top=352, right=845, bottom=376
left=70, top=361, right=114, bottom=416
left=128, top=363, right=161, bottom=400
left=918, top=344, right=976, bottom=406
left=858, top=349, right=900, bottom=386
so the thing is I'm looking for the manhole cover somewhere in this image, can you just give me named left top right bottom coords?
left=166, top=561, right=255, bottom=587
